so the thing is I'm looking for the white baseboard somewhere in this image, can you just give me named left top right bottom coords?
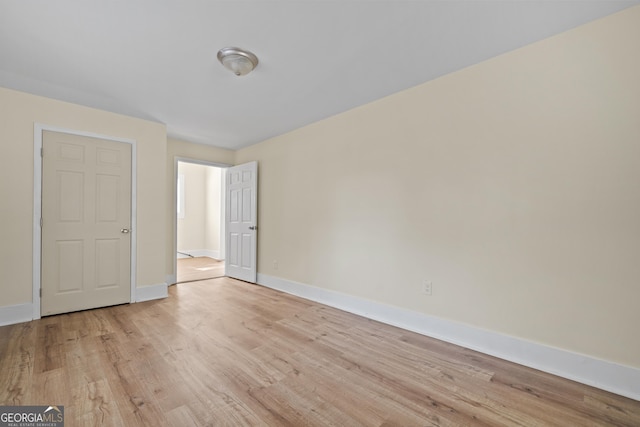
left=177, top=249, right=221, bottom=260
left=136, top=283, right=168, bottom=302
left=201, top=250, right=220, bottom=259
left=0, top=284, right=169, bottom=327
left=0, top=303, right=33, bottom=327
left=257, top=273, right=640, bottom=401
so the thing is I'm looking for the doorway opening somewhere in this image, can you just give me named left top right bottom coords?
left=175, top=160, right=227, bottom=283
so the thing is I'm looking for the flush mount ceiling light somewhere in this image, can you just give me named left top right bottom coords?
left=217, top=47, right=259, bottom=76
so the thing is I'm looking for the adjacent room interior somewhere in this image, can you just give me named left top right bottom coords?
left=176, top=160, right=226, bottom=283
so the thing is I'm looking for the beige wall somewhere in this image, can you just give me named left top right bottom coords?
left=205, top=166, right=223, bottom=254
left=236, top=7, right=640, bottom=368
left=167, top=138, right=234, bottom=276
left=0, top=87, right=167, bottom=308
left=177, top=162, right=207, bottom=252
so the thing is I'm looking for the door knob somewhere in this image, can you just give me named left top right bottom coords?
left=121, top=228, right=130, bottom=234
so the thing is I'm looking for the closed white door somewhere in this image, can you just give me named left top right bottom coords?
left=225, top=161, right=258, bottom=283
left=41, top=131, right=132, bottom=316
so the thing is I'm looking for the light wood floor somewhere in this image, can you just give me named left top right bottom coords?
left=1, top=277, right=638, bottom=426
left=176, top=256, right=225, bottom=283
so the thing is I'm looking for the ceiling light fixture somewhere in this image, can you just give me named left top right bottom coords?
left=217, top=47, right=259, bottom=76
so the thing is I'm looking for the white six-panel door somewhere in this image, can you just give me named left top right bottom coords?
left=41, top=131, right=132, bottom=316
left=225, top=161, right=258, bottom=283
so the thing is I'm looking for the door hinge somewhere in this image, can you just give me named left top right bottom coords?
left=39, top=288, right=42, bottom=298
left=41, top=147, right=43, bottom=157
left=40, top=217, right=43, bottom=228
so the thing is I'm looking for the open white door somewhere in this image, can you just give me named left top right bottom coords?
left=225, top=161, right=258, bottom=282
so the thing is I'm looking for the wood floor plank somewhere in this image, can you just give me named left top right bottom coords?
left=73, top=378, right=126, bottom=426
left=176, top=257, right=225, bottom=283
left=1, top=276, right=639, bottom=426
left=1, top=322, right=36, bottom=406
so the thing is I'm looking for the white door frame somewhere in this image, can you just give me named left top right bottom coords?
left=172, top=157, right=230, bottom=285
left=33, top=123, right=137, bottom=320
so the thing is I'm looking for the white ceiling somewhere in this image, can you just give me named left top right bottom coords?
left=1, top=1, right=638, bottom=149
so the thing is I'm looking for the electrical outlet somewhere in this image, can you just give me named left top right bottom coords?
left=423, top=280, right=433, bottom=296
left=273, top=260, right=279, bottom=270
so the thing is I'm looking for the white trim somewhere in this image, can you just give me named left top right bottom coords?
left=130, top=139, right=138, bottom=304
left=0, top=303, right=33, bottom=327
left=136, top=283, right=168, bottom=302
left=176, top=249, right=221, bottom=260
left=33, top=126, right=43, bottom=320
left=33, top=124, right=138, bottom=320
left=198, top=249, right=220, bottom=258
left=177, top=173, right=186, bottom=219
left=173, top=157, right=230, bottom=285
left=219, top=171, right=226, bottom=260
left=257, top=273, right=640, bottom=401
left=166, top=274, right=177, bottom=286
